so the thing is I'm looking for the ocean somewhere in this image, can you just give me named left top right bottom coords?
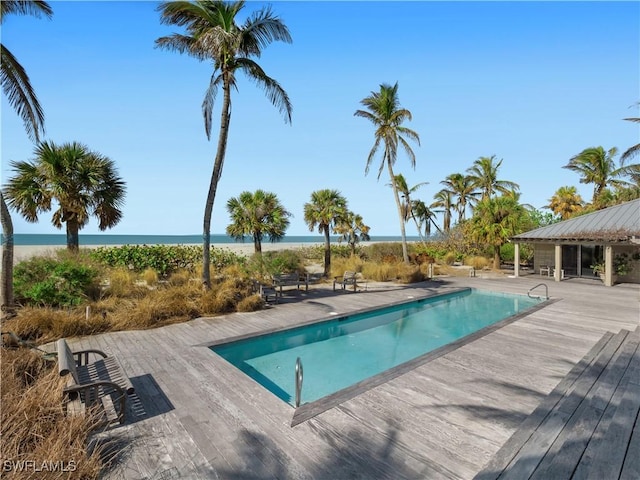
left=2, top=234, right=420, bottom=246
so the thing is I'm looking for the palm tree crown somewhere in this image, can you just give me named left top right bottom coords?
left=304, top=189, right=347, bottom=277
left=466, top=155, right=519, bottom=201
left=354, top=82, right=420, bottom=263
left=546, top=186, right=583, bottom=220
left=439, top=173, right=478, bottom=223
left=1, top=0, right=52, bottom=142
left=156, top=0, right=292, bottom=288
left=225, top=190, right=291, bottom=253
left=334, top=210, right=370, bottom=257
left=4, top=141, right=126, bottom=251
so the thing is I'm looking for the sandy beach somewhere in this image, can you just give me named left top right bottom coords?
left=6, top=241, right=332, bottom=265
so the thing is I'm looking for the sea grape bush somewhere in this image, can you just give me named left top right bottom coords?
left=89, top=245, right=245, bottom=276
left=13, top=256, right=100, bottom=307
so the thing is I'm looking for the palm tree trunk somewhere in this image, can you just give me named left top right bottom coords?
left=254, top=232, right=262, bottom=254
left=493, top=245, right=501, bottom=270
left=387, top=162, right=409, bottom=263
left=202, top=76, right=232, bottom=289
left=1, top=193, right=15, bottom=320
left=323, top=226, right=331, bottom=277
left=411, top=214, right=426, bottom=243
left=66, top=216, right=80, bottom=251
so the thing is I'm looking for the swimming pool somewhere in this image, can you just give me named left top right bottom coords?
left=211, top=288, right=543, bottom=409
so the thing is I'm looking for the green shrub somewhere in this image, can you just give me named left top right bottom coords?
left=363, top=242, right=405, bottom=262
left=245, top=250, right=304, bottom=277
left=90, top=245, right=246, bottom=277
left=14, top=256, right=101, bottom=307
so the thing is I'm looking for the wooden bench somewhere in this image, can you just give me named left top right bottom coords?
left=252, top=280, right=280, bottom=304
left=272, top=272, right=308, bottom=294
left=333, top=271, right=366, bottom=292
left=57, top=338, right=134, bottom=425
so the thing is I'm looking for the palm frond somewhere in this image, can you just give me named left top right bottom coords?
left=202, top=71, right=223, bottom=139
left=237, top=58, right=292, bottom=123
left=1, top=1, right=52, bottom=22
left=1, top=45, right=45, bottom=142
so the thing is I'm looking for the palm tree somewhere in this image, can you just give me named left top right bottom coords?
left=156, top=1, right=292, bottom=289
left=411, top=199, right=440, bottom=238
left=354, top=82, right=420, bottom=264
left=4, top=141, right=126, bottom=251
left=389, top=173, right=428, bottom=241
left=621, top=104, right=639, bottom=163
left=563, top=146, right=639, bottom=204
left=1, top=0, right=52, bottom=317
left=431, top=189, right=453, bottom=233
left=546, top=186, right=584, bottom=220
left=303, top=189, right=347, bottom=277
left=439, top=173, right=478, bottom=223
left=466, top=155, right=519, bottom=201
left=334, top=210, right=370, bottom=257
left=225, top=190, right=291, bottom=253
left=468, top=195, right=528, bottom=270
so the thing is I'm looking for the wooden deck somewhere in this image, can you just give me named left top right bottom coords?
left=68, top=276, right=639, bottom=479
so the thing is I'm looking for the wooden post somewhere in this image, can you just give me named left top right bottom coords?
left=514, top=243, right=520, bottom=278
left=554, top=244, right=562, bottom=282
left=604, top=245, right=613, bottom=287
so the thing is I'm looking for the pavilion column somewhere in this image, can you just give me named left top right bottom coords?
left=514, top=243, right=520, bottom=278
left=604, top=245, right=613, bottom=287
left=554, top=244, right=562, bottom=282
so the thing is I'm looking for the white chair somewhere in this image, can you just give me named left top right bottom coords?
left=540, top=265, right=551, bottom=276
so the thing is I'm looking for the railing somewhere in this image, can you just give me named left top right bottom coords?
left=295, top=357, right=303, bottom=408
left=528, top=283, right=549, bottom=300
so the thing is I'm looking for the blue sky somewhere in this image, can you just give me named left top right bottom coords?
left=2, top=1, right=639, bottom=236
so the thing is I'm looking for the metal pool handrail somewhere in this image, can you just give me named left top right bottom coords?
left=528, top=283, right=549, bottom=300
left=295, top=357, right=303, bottom=408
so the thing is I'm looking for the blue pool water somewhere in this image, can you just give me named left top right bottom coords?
left=211, top=289, right=542, bottom=406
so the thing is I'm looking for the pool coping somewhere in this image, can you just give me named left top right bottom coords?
left=201, top=287, right=557, bottom=427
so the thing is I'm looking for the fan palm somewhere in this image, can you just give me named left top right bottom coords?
left=466, top=155, right=519, bottom=201
left=4, top=141, right=126, bottom=251
left=546, top=186, right=584, bottom=220
left=225, top=190, right=291, bottom=253
left=156, top=0, right=292, bottom=288
left=303, top=189, right=347, bottom=277
left=468, top=195, right=528, bottom=270
left=354, top=82, right=420, bottom=264
left=564, top=146, right=639, bottom=204
left=334, top=210, right=370, bottom=257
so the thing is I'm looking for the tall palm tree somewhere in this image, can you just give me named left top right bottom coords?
left=4, top=141, right=126, bottom=251
left=546, top=186, right=584, bottom=220
left=1, top=0, right=52, bottom=317
left=439, top=173, right=478, bottom=223
left=334, top=210, right=370, bottom=257
left=354, top=82, right=420, bottom=264
left=390, top=173, right=429, bottom=242
left=225, top=190, right=291, bottom=253
left=621, top=103, right=639, bottom=163
left=466, top=155, right=519, bottom=201
left=431, top=189, right=453, bottom=233
left=563, top=146, right=639, bottom=204
left=156, top=0, right=292, bottom=289
left=303, top=189, right=347, bottom=277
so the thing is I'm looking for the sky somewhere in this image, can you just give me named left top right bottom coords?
left=2, top=1, right=639, bottom=237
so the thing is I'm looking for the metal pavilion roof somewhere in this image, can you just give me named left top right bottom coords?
left=513, top=199, right=640, bottom=243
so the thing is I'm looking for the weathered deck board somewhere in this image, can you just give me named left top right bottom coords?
left=62, top=277, right=639, bottom=479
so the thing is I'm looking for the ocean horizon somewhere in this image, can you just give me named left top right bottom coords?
left=2, top=233, right=422, bottom=246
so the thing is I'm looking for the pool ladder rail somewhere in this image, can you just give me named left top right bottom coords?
left=295, top=357, right=303, bottom=408
left=528, top=283, right=549, bottom=300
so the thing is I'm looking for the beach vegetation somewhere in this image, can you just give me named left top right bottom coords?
left=304, top=189, right=348, bottom=277
left=466, top=155, right=520, bottom=202
left=245, top=249, right=305, bottom=279
left=0, top=348, right=105, bottom=479
left=13, top=253, right=102, bottom=307
left=226, top=190, right=292, bottom=254
left=4, top=141, right=126, bottom=251
left=390, top=173, right=429, bottom=243
left=411, top=199, right=440, bottom=239
left=621, top=105, right=640, bottom=163
left=439, top=173, right=478, bottom=224
left=156, top=0, right=292, bottom=290
left=355, top=82, right=420, bottom=264
left=430, top=189, right=454, bottom=233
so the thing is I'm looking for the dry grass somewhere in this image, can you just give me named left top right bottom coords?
left=465, top=256, right=491, bottom=269
left=0, top=348, right=105, bottom=479
left=141, top=268, right=159, bottom=286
